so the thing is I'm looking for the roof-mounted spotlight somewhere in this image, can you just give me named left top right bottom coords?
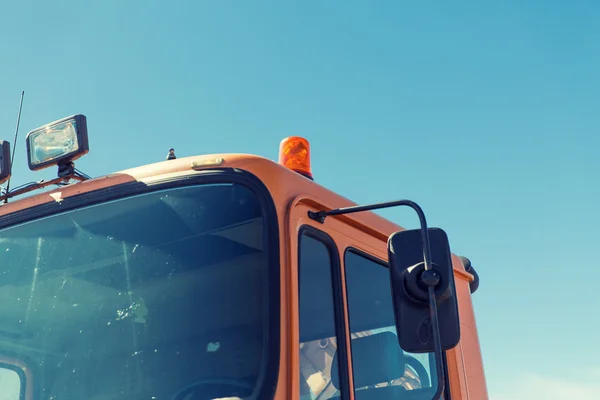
left=26, top=114, right=89, bottom=172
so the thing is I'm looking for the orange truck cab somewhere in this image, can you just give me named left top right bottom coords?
left=0, top=115, right=487, bottom=399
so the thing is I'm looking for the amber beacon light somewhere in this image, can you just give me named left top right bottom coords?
left=278, top=136, right=313, bottom=180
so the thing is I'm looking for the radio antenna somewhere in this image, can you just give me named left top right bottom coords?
left=4, top=90, right=25, bottom=201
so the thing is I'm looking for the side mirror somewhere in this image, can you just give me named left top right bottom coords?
left=0, top=140, right=12, bottom=185
left=388, top=227, right=460, bottom=353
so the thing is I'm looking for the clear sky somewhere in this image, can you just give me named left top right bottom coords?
left=1, top=1, right=599, bottom=399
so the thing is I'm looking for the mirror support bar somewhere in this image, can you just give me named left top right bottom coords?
left=308, top=200, right=446, bottom=400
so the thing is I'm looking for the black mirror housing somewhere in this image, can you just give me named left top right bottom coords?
left=388, top=227, right=460, bottom=354
left=0, top=141, right=11, bottom=185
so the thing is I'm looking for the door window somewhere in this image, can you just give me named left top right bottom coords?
left=344, top=250, right=440, bottom=398
left=298, top=232, right=345, bottom=399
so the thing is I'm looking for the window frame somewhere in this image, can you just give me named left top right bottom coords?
left=298, top=225, right=351, bottom=400
left=343, top=246, right=452, bottom=399
left=0, top=168, right=281, bottom=400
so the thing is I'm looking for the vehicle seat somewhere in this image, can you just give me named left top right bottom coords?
left=330, top=331, right=407, bottom=400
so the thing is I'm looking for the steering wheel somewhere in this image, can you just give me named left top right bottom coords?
left=404, top=356, right=431, bottom=388
left=171, top=377, right=255, bottom=400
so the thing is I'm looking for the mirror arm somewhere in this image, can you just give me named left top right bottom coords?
left=309, top=200, right=446, bottom=400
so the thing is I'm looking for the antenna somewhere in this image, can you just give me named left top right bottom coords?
left=4, top=90, right=25, bottom=202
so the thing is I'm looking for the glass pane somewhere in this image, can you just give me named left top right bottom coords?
left=0, top=183, right=270, bottom=399
left=0, top=367, right=21, bottom=400
left=298, top=235, right=341, bottom=400
left=345, top=251, right=439, bottom=397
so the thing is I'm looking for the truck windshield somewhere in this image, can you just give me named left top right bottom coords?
left=0, top=182, right=272, bottom=399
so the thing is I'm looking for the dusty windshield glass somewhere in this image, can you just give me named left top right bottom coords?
left=0, top=182, right=269, bottom=399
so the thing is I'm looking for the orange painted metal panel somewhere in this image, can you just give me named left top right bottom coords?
left=0, top=153, right=487, bottom=399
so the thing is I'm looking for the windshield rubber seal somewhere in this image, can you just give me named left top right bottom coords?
left=0, top=168, right=281, bottom=400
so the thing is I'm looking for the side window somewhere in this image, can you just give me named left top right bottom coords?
left=298, top=233, right=343, bottom=400
left=344, top=250, right=440, bottom=397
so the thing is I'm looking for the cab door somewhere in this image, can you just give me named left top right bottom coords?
left=291, top=199, right=351, bottom=400
left=290, top=198, right=446, bottom=400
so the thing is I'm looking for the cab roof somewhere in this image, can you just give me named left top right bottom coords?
left=0, top=153, right=399, bottom=234
left=0, top=153, right=469, bottom=275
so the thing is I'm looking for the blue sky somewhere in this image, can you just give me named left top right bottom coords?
left=1, top=1, right=599, bottom=398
